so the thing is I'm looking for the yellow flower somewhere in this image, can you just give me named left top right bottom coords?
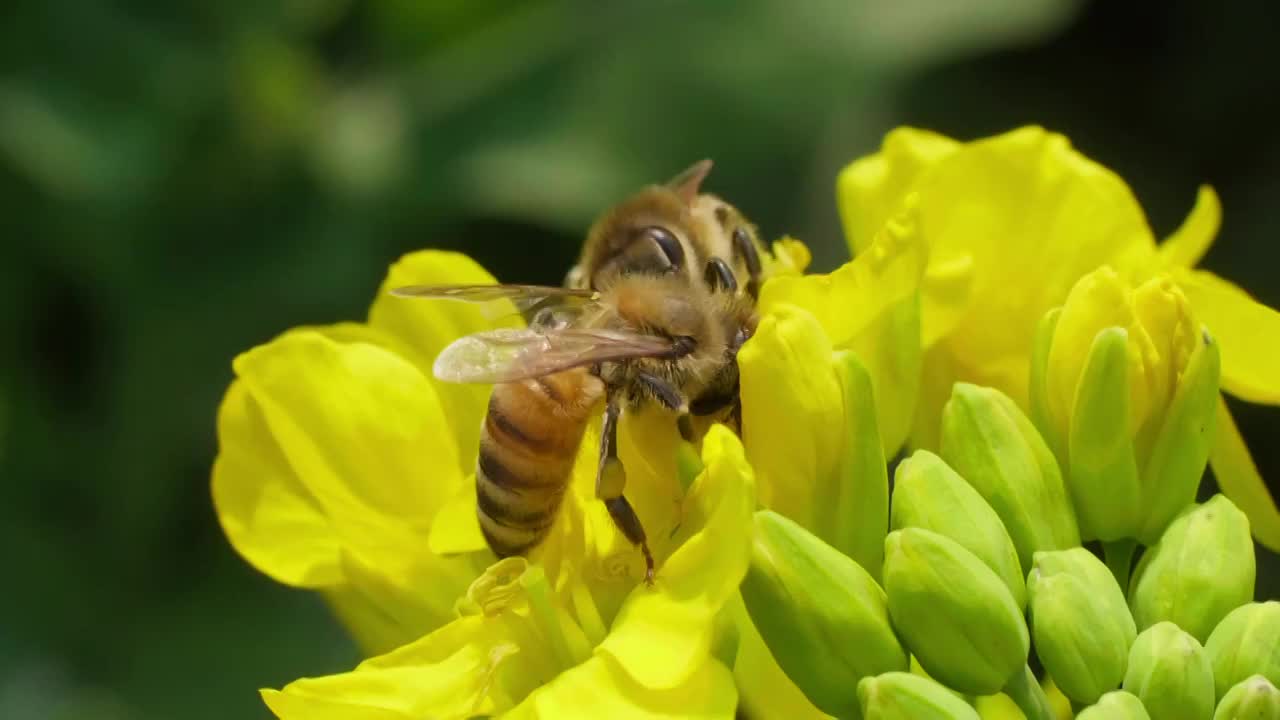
left=260, top=426, right=755, bottom=719
left=213, top=243, right=864, bottom=717
left=212, top=195, right=921, bottom=717
left=213, top=249, right=735, bottom=655
left=838, top=125, right=1280, bottom=549
left=213, top=252, right=506, bottom=654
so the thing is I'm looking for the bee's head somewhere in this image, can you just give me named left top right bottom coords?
left=576, top=161, right=715, bottom=289
left=606, top=275, right=709, bottom=355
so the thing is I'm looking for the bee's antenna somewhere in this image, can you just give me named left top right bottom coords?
left=667, top=159, right=713, bottom=204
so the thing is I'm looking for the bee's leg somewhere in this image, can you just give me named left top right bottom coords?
left=688, top=389, right=735, bottom=416
left=634, top=372, right=695, bottom=442
left=564, top=263, right=588, bottom=289
left=597, top=393, right=656, bottom=584
left=732, top=228, right=764, bottom=300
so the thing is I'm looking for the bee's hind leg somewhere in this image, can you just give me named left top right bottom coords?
left=597, top=392, right=656, bottom=584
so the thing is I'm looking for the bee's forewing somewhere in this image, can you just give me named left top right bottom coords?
left=432, top=328, right=676, bottom=384
left=390, top=283, right=599, bottom=322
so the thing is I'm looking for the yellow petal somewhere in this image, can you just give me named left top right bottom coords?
left=1130, top=276, right=1197, bottom=445
left=232, top=328, right=461, bottom=525
left=758, top=208, right=925, bottom=455
left=1042, top=676, right=1075, bottom=720
left=598, top=426, right=756, bottom=690
left=763, top=237, right=813, bottom=278
left=615, top=406, right=687, bottom=560
left=921, top=127, right=1159, bottom=410
left=336, top=549, right=485, bottom=655
left=428, top=481, right=490, bottom=556
left=1209, top=398, right=1280, bottom=551
left=262, top=616, right=526, bottom=719
left=1045, top=266, right=1138, bottom=435
left=764, top=200, right=923, bottom=349
left=324, top=584, right=427, bottom=659
left=975, top=693, right=1026, bottom=719
left=739, top=306, right=843, bottom=526
left=368, top=250, right=508, bottom=470
left=216, top=325, right=475, bottom=642
left=262, top=693, right=411, bottom=720
left=837, top=127, right=959, bottom=254
left=1157, top=186, right=1221, bottom=270
left=921, top=251, right=976, bottom=351
left=1175, top=269, right=1280, bottom=404
left=910, top=343, right=961, bottom=452
left=212, top=379, right=344, bottom=587
left=504, top=655, right=738, bottom=720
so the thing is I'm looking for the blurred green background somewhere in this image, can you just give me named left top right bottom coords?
left=2, top=0, right=1278, bottom=717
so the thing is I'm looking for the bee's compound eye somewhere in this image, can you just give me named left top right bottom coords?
left=641, top=226, right=684, bottom=269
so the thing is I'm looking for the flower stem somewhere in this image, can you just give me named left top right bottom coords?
left=1004, top=665, right=1054, bottom=720
left=1103, top=539, right=1137, bottom=588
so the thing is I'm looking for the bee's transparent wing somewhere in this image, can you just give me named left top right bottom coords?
left=433, top=327, right=678, bottom=384
left=389, top=283, right=598, bottom=326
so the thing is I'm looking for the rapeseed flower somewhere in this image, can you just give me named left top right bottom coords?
left=214, top=128, right=1276, bottom=719
left=838, top=125, right=1280, bottom=549
left=213, top=222, right=922, bottom=717
left=215, top=252, right=509, bottom=655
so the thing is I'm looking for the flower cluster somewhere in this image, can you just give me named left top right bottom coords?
left=745, top=379, right=1274, bottom=719
left=212, top=126, right=1280, bottom=718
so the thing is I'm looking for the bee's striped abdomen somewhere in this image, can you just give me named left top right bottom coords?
left=476, top=370, right=603, bottom=558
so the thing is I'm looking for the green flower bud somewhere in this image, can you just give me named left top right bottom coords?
left=883, top=528, right=1029, bottom=695
left=891, top=450, right=1025, bottom=609
left=740, top=307, right=893, bottom=582
left=1134, top=326, right=1219, bottom=545
left=823, top=350, right=890, bottom=580
left=1205, top=601, right=1280, bottom=700
left=1033, top=268, right=1212, bottom=544
left=858, top=672, right=981, bottom=720
left=940, top=383, right=1080, bottom=572
left=1065, top=327, right=1143, bottom=541
left=1215, top=676, right=1280, bottom=720
left=743, top=510, right=908, bottom=718
left=1075, top=690, right=1152, bottom=720
left=1028, top=548, right=1137, bottom=704
left=1122, top=621, right=1215, bottom=720
left=1129, top=495, right=1256, bottom=643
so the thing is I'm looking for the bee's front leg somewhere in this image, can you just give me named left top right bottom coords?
left=634, top=372, right=695, bottom=442
left=596, top=392, right=656, bottom=585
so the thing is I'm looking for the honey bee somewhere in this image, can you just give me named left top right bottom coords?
left=392, top=160, right=770, bottom=582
